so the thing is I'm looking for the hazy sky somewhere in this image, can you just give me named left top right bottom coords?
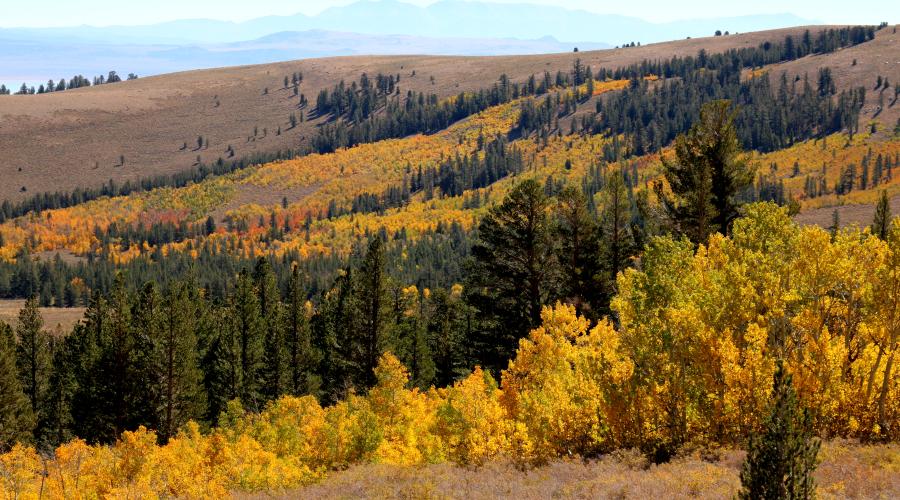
left=1, top=0, right=895, bottom=28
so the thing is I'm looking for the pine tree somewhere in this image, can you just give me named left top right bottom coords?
left=0, top=322, right=34, bottom=450
left=69, top=292, right=109, bottom=442
left=315, top=267, right=355, bottom=403
left=156, top=282, right=206, bottom=442
left=598, top=170, right=636, bottom=308
left=389, top=287, right=428, bottom=389
left=554, top=186, right=603, bottom=318
left=42, top=335, right=74, bottom=448
left=15, top=297, right=50, bottom=442
left=254, top=258, right=286, bottom=401
left=205, top=312, right=242, bottom=423
left=133, top=282, right=163, bottom=428
left=829, top=209, right=841, bottom=240
left=466, top=179, right=559, bottom=372
left=284, top=265, right=316, bottom=396
left=426, top=288, right=465, bottom=387
left=739, top=360, right=820, bottom=499
left=658, top=100, right=754, bottom=243
left=231, top=270, right=265, bottom=410
left=92, top=277, right=155, bottom=440
left=872, top=190, right=892, bottom=241
left=351, top=238, right=394, bottom=388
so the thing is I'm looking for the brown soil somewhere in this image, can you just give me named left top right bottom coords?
left=0, top=26, right=866, bottom=204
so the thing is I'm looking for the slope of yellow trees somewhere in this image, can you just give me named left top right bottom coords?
left=0, top=81, right=650, bottom=265
left=1, top=85, right=897, bottom=269
left=755, top=132, right=900, bottom=209
left=1, top=203, right=896, bottom=498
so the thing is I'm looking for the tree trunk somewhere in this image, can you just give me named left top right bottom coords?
left=877, top=351, right=895, bottom=435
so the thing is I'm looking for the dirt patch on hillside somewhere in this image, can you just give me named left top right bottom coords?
left=32, top=250, right=87, bottom=265
left=794, top=194, right=900, bottom=228
left=208, top=182, right=321, bottom=223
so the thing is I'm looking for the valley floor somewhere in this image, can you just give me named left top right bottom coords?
left=242, top=441, right=899, bottom=499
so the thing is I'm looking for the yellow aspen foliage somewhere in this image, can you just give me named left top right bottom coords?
left=218, top=396, right=327, bottom=469
left=500, top=304, right=608, bottom=463
left=573, top=319, right=637, bottom=447
left=320, top=398, right=382, bottom=468
left=367, top=353, right=443, bottom=465
left=0, top=444, right=42, bottom=500
left=148, top=422, right=231, bottom=499
left=434, top=367, right=510, bottom=466
left=0, top=203, right=898, bottom=497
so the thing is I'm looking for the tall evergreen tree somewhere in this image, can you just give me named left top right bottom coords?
left=231, top=270, right=265, bottom=410
left=598, top=170, right=637, bottom=310
left=427, top=288, right=466, bottom=387
left=351, top=238, right=394, bottom=388
left=658, top=100, right=754, bottom=243
left=466, top=179, right=559, bottom=372
left=15, top=297, right=50, bottom=442
left=872, top=190, right=892, bottom=241
left=315, top=267, right=355, bottom=403
left=554, top=186, right=603, bottom=318
left=254, top=258, right=286, bottom=401
left=0, top=322, right=34, bottom=450
left=285, top=265, right=316, bottom=396
left=829, top=209, right=841, bottom=240
left=739, top=360, right=820, bottom=499
left=155, top=282, right=206, bottom=442
left=392, top=287, right=434, bottom=389
left=69, top=292, right=109, bottom=443
left=133, top=283, right=163, bottom=429
left=205, top=312, right=242, bottom=423
left=91, top=276, right=156, bottom=441
left=41, top=335, right=75, bottom=448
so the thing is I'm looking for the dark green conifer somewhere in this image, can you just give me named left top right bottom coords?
left=156, top=282, right=206, bottom=442
left=739, top=360, right=820, bottom=500
left=466, top=179, right=558, bottom=372
left=0, top=322, right=34, bottom=450
left=872, top=190, right=892, bottom=240
left=15, top=297, right=50, bottom=441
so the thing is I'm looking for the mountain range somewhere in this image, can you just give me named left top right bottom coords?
left=0, top=0, right=815, bottom=84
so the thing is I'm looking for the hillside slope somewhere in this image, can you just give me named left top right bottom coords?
left=0, top=26, right=882, bottom=203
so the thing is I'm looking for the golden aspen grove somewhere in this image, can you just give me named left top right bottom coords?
left=1, top=205, right=899, bottom=498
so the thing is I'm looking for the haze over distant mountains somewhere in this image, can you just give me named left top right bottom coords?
left=1, top=0, right=816, bottom=84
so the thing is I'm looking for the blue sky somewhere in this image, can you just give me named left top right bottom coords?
left=1, top=0, right=895, bottom=28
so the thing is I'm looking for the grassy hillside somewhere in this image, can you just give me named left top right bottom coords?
left=0, top=26, right=894, bottom=204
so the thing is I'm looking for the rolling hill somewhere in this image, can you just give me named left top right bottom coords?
left=0, top=23, right=897, bottom=289
left=3, top=25, right=894, bottom=205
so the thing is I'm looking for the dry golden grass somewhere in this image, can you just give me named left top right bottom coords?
left=250, top=441, right=899, bottom=500
left=0, top=299, right=85, bottom=334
